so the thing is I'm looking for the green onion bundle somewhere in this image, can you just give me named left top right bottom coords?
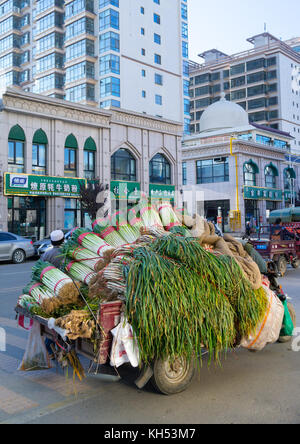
left=17, top=294, right=40, bottom=313
left=23, top=281, right=55, bottom=304
left=61, top=240, right=105, bottom=272
left=72, top=228, right=114, bottom=256
left=92, top=218, right=126, bottom=247
left=157, top=202, right=181, bottom=231
left=32, top=260, right=77, bottom=299
left=139, top=203, right=163, bottom=228
left=168, top=226, right=192, bottom=237
left=103, top=255, right=134, bottom=296
left=125, top=235, right=268, bottom=365
left=64, top=259, right=97, bottom=286
left=128, top=208, right=144, bottom=237
left=111, top=211, right=139, bottom=244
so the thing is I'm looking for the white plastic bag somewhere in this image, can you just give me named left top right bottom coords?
left=110, top=316, right=140, bottom=368
left=240, top=285, right=284, bottom=351
left=18, top=321, right=52, bottom=371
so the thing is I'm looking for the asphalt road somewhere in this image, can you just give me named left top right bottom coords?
left=0, top=259, right=300, bottom=425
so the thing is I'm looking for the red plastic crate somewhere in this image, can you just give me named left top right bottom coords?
left=98, top=300, right=123, bottom=364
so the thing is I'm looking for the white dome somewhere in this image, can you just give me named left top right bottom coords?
left=200, top=93, right=249, bottom=133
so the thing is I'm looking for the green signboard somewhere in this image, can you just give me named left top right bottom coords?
left=4, top=173, right=86, bottom=198
left=110, top=181, right=141, bottom=201
left=284, top=190, right=297, bottom=201
left=243, top=186, right=283, bottom=202
left=149, top=184, right=176, bottom=201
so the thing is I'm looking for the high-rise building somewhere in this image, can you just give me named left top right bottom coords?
left=0, top=0, right=189, bottom=128
left=188, top=33, right=300, bottom=152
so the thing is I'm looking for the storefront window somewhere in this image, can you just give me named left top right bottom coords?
left=284, top=168, right=296, bottom=190
left=150, top=154, right=171, bottom=185
left=64, top=198, right=81, bottom=229
left=111, top=148, right=136, bottom=182
left=8, top=197, right=46, bottom=241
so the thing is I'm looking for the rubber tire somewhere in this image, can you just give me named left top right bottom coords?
left=277, top=256, right=287, bottom=277
left=291, top=260, right=300, bottom=269
left=150, top=356, right=195, bottom=395
left=278, top=303, right=297, bottom=343
left=12, top=249, right=26, bottom=264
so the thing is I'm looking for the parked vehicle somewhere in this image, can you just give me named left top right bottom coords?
left=0, top=232, right=35, bottom=264
left=33, top=230, right=72, bottom=257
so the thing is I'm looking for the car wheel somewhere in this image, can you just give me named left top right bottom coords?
left=12, top=249, right=26, bottom=264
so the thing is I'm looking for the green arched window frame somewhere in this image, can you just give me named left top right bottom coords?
left=84, top=137, right=96, bottom=179
left=8, top=125, right=25, bottom=173
left=8, top=124, right=26, bottom=142
left=64, top=134, right=78, bottom=177
left=265, top=163, right=278, bottom=188
left=32, top=129, right=48, bottom=175
left=243, top=160, right=259, bottom=187
left=284, top=167, right=296, bottom=190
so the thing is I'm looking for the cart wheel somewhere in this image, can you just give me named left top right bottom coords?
left=277, top=256, right=287, bottom=277
left=150, top=356, right=195, bottom=395
left=278, top=303, right=297, bottom=343
left=291, top=259, right=300, bottom=269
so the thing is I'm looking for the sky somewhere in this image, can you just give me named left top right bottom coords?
left=188, top=0, right=300, bottom=62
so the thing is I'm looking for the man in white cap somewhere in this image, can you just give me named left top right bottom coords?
left=41, top=229, right=65, bottom=268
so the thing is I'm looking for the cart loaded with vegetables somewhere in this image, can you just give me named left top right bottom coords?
left=15, top=202, right=296, bottom=395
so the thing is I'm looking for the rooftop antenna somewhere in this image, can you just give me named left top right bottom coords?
left=264, top=23, right=267, bottom=32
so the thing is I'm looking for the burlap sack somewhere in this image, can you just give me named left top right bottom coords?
left=240, top=285, right=284, bottom=351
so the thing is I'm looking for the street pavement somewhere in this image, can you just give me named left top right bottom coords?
left=0, top=259, right=300, bottom=424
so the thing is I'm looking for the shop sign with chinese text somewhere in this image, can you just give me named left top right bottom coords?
left=243, top=186, right=282, bottom=201
left=149, top=184, right=176, bottom=202
left=4, top=173, right=86, bottom=198
left=110, top=181, right=141, bottom=201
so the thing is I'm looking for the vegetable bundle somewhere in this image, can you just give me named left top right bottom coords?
left=92, top=218, right=126, bottom=247
left=72, top=228, right=114, bottom=257
left=125, top=235, right=268, bottom=365
left=64, top=259, right=97, bottom=286
left=139, top=203, right=163, bottom=228
left=23, top=281, right=55, bottom=304
left=32, top=260, right=78, bottom=300
left=110, top=211, right=139, bottom=244
left=157, top=202, right=181, bottom=231
left=61, top=240, right=105, bottom=272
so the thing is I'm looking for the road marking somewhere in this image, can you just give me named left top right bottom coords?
left=0, top=386, right=38, bottom=415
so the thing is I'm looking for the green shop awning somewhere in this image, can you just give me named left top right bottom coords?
left=84, top=137, right=97, bottom=151
left=284, top=167, right=296, bottom=179
left=65, top=134, right=78, bottom=149
left=244, top=159, right=259, bottom=174
left=265, top=162, right=279, bottom=176
left=33, top=129, right=48, bottom=145
left=8, top=125, right=26, bottom=142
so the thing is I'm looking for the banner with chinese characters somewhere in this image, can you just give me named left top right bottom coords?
left=149, top=184, right=176, bottom=202
left=110, top=181, right=141, bottom=201
left=243, top=186, right=283, bottom=202
left=4, top=173, right=86, bottom=198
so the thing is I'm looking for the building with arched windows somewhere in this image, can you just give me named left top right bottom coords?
left=0, top=88, right=182, bottom=239
left=182, top=94, right=297, bottom=233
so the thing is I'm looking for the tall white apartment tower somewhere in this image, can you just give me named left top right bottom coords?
left=189, top=33, right=300, bottom=152
left=0, top=0, right=189, bottom=130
